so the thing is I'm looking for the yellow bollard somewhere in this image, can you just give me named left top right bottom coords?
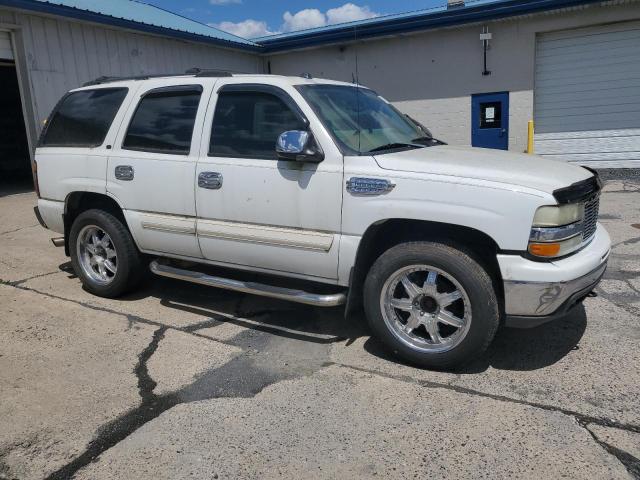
left=527, top=120, right=534, bottom=154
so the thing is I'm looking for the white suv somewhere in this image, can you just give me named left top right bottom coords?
left=33, top=71, right=610, bottom=369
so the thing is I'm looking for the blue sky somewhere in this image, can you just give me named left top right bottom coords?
left=145, top=1, right=450, bottom=38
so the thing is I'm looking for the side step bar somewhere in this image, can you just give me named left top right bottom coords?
left=149, top=260, right=347, bottom=307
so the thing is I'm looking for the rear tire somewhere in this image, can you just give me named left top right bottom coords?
left=69, top=209, right=144, bottom=298
left=363, top=241, right=499, bottom=370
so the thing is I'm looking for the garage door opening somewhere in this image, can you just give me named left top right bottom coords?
left=0, top=60, right=32, bottom=191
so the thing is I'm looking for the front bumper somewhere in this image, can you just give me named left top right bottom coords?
left=499, top=224, right=610, bottom=328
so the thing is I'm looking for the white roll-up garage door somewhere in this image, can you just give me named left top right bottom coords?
left=0, top=31, right=13, bottom=60
left=534, top=22, right=640, bottom=168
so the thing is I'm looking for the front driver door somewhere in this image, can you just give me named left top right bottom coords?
left=195, top=82, right=343, bottom=281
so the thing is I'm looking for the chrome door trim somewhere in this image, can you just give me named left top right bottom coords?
left=141, top=223, right=196, bottom=235
left=197, top=218, right=334, bottom=252
left=138, top=212, right=197, bottom=236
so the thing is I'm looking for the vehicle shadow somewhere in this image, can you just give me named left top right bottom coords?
left=61, top=262, right=587, bottom=372
left=118, top=274, right=370, bottom=346
left=461, top=307, right=587, bottom=373
left=363, top=306, right=588, bottom=373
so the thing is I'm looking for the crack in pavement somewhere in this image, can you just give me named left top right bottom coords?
left=584, top=425, right=640, bottom=480
left=6, top=271, right=61, bottom=287
left=328, top=361, right=640, bottom=435
left=328, top=361, right=640, bottom=478
left=0, top=224, right=38, bottom=236
left=43, top=326, right=176, bottom=480
left=43, top=303, right=335, bottom=479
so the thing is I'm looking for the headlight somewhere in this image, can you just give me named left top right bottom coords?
left=532, top=204, right=582, bottom=227
left=529, top=203, right=584, bottom=258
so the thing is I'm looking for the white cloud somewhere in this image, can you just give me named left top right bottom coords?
left=282, top=8, right=327, bottom=32
left=282, top=3, right=379, bottom=32
left=212, top=3, right=379, bottom=39
left=326, top=3, right=378, bottom=24
left=211, top=19, right=275, bottom=38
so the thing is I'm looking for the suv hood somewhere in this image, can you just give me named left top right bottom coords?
left=374, top=145, right=592, bottom=194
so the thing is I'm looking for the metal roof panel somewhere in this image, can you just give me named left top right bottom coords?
left=0, top=0, right=260, bottom=49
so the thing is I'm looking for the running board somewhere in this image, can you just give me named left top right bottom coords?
left=149, top=260, right=346, bottom=307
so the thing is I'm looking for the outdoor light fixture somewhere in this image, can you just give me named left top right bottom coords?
left=480, top=26, right=492, bottom=76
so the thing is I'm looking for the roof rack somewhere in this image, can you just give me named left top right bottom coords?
left=83, top=68, right=234, bottom=87
left=184, top=68, right=233, bottom=77
left=83, top=74, right=172, bottom=87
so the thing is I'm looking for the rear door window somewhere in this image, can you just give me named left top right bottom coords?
left=40, top=88, right=128, bottom=147
left=123, top=85, right=202, bottom=155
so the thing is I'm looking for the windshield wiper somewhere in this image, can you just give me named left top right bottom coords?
left=368, top=142, right=423, bottom=153
left=412, top=136, right=447, bottom=146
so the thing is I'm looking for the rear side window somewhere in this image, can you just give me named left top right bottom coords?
left=123, top=86, right=202, bottom=155
left=209, top=91, right=306, bottom=160
left=40, top=88, right=128, bottom=147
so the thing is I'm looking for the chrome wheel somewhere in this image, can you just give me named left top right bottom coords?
left=380, top=265, right=472, bottom=353
left=77, top=225, right=118, bottom=285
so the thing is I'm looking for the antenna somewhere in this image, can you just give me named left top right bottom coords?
left=354, top=25, right=361, bottom=153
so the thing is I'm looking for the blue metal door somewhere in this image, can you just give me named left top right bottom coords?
left=472, top=92, right=509, bottom=150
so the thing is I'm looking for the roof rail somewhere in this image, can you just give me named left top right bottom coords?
left=185, top=68, right=233, bottom=77
left=82, top=73, right=180, bottom=87
left=82, top=68, right=233, bottom=87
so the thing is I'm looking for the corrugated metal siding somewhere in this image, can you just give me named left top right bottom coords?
left=0, top=8, right=261, bottom=137
left=0, top=30, right=12, bottom=59
left=534, top=21, right=640, bottom=167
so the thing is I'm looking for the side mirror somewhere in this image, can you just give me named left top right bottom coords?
left=276, top=130, right=324, bottom=163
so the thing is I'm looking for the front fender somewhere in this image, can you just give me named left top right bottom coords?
left=342, top=176, right=549, bottom=251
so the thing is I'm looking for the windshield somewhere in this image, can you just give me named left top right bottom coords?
left=297, top=84, right=429, bottom=155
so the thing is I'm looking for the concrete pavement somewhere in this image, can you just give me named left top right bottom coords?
left=0, top=178, right=639, bottom=479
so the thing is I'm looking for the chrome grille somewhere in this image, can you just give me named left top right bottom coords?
left=582, top=194, right=599, bottom=241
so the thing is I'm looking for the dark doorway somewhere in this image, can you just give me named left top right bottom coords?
left=471, top=91, right=509, bottom=150
left=0, top=63, right=31, bottom=184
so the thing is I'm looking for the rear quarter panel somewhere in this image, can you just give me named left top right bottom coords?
left=35, top=85, right=140, bottom=203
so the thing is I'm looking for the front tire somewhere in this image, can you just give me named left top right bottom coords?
left=363, top=241, right=499, bottom=370
left=69, top=209, right=143, bottom=298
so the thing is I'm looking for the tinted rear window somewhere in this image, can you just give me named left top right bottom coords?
left=122, top=87, right=202, bottom=155
left=40, top=88, right=128, bottom=147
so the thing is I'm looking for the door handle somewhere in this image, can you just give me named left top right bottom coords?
left=115, top=165, right=134, bottom=181
left=198, top=171, right=223, bottom=190
left=499, top=128, right=507, bottom=137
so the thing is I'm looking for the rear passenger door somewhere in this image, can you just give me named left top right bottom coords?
left=107, top=79, right=211, bottom=258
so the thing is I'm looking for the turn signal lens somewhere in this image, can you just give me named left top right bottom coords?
left=528, top=243, right=561, bottom=257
